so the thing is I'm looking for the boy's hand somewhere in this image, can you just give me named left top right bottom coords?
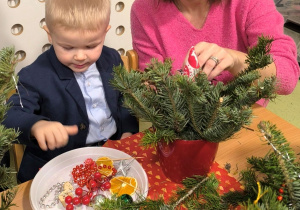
left=31, top=120, right=78, bottom=151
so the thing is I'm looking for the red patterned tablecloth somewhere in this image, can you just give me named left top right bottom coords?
left=105, top=132, right=244, bottom=200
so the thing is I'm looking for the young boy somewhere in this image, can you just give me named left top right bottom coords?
left=3, top=0, right=138, bottom=183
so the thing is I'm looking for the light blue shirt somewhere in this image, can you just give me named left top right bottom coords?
left=74, top=63, right=117, bottom=144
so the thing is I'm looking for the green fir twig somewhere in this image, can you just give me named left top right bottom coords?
left=111, top=36, right=277, bottom=146
left=0, top=46, right=20, bottom=209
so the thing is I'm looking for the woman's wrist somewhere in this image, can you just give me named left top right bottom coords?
left=225, top=48, right=247, bottom=76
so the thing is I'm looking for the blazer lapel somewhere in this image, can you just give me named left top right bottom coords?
left=48, top=47, right=87, bottom=118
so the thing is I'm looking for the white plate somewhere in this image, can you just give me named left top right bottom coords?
left=30, top=147, right=148, bottom=210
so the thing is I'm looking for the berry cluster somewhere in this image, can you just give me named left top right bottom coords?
left=65, top=158, right=117, bottom=209
left=71, top=158, right=116, bottom=187
left=277, top=184, right=285, bottom=202
left=64, top=182, right=109, bottom=210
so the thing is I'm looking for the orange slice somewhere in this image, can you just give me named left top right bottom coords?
left=110, top=176, right=137, bottom=196
left=95, top=157, right=114, bottom=177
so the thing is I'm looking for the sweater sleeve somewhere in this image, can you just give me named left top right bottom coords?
left=130, top=0, right=164, bottom=70
left=245, top=0, right=299, bottom=95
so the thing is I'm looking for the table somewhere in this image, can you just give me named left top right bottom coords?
left=4, top=104, right=300, bottom=209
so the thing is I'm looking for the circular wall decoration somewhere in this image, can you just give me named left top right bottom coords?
left=7, top=0, right=20, bottom=8
left=115, top=2, right=125, bottom=12
left=15, top=50, right=26, bottom=62
left=11, top=24, right=23, bottom=36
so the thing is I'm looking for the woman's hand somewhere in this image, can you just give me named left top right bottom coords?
left=185, top=42, right=247, bottom=80
left=31, top=120, right=78, bottom=151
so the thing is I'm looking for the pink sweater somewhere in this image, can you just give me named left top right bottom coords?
left=131, top=0, right=300, bottom=106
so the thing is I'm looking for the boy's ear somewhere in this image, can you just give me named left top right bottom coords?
left=106, top=25, right=111, bottom=33
left=43, top=25, right=52, bottom=44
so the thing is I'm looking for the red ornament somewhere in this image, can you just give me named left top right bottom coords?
left=75, top=187, right=83, bottom=196
left=66, top=204, right=74, bottom=210
left=81, top=195, right=91, bottom=205
left=102, top=181, right=111, bottom=190
left=72, top=197, right=81, bottom=205
left=88, top=191, right=94, bottom=198
left=94, top=172, right=101, bottom=180
left=89, top=180, right=97, bottom=189
left=65, top=196, right=73, bottom=204
left=279, top=188, right=284, bottom=194
left=84, top=158, right=94, bottom=166
left=277, top=195, right=283, bottom=201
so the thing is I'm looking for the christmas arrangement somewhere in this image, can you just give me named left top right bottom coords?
left=0, top=47, right=20, bottom=209
left=111, top=36, right=277, bottom=147
left=38, top=156, right=140, bottom=210
left=91, top=121, right=300, bottom=209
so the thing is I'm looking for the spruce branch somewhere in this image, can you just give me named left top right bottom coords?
left=0, top=46, right=20, bottom=209
left=111, top=36, right=277, bottom=146
left=258, top=121, right=300, bottom=209
left=0, top=187, right=17, bottom=210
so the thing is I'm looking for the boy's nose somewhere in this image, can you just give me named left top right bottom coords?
left=74, top=50, right=87, bottom=60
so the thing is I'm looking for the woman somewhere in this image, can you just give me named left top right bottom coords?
left=131, top=0, right=299, bottom=106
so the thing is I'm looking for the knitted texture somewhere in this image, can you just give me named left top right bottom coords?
left=131, top=0, right=300, bottom=106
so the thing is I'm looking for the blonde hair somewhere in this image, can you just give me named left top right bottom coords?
left=45, top=0, right=111, bottom=32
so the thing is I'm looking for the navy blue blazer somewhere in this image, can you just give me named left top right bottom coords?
left=3, top=46, right=139, bottom=182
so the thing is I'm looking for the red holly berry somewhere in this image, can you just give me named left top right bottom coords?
left=102, top=181, right=111, bottom=190
left=81, top=195, right=91, bottom=205
left=112, top=167, right=117, bottom=175
left=277, top=195, right=283, bottom=201
left=279, top=188, right=284, bottom=194
left=65, top=196, right=73, bottom=204
left=66, top=204, right=74, bottom=210
left=89, top=180, right=97, bottom=188
left=75, top=187, right=83, bottom=196
left=94, top=172, right=102, bottom=180
left=84, top=158, right=94, bottom=166
left=88, top=191, right=94, bottom=198
left=72, top=197, right=81, bottom=205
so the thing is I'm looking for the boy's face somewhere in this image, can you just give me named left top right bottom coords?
left=45, top=25, right=110, bottom=73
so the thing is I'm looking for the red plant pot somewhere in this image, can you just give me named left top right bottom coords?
left=157, top=139, right=219, bottom=183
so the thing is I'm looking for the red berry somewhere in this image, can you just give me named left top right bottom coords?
left=72, top=197, right=81, bottom=205
left=66, top=204, right=74, bottom=210
left=75, top=187, right=83, bottom=196
left=81, top=195, right=91, bottom=205
left=279, top=188, right=284, bottom=194
left=277, top=195, right=283, bottom=201
left=89, top=180, right=97, bottom=188
left=94, top=172, right=101, bottom=180
left=65, top=196, right=73, bottom=204
left=85, top=158, right=94, bottom=166
left=102, top=181, right=111, bottom=190
left=88, top=191, right=93, bottom=198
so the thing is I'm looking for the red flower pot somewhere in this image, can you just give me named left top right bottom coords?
left=157, top=139, right=219, bottom=183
